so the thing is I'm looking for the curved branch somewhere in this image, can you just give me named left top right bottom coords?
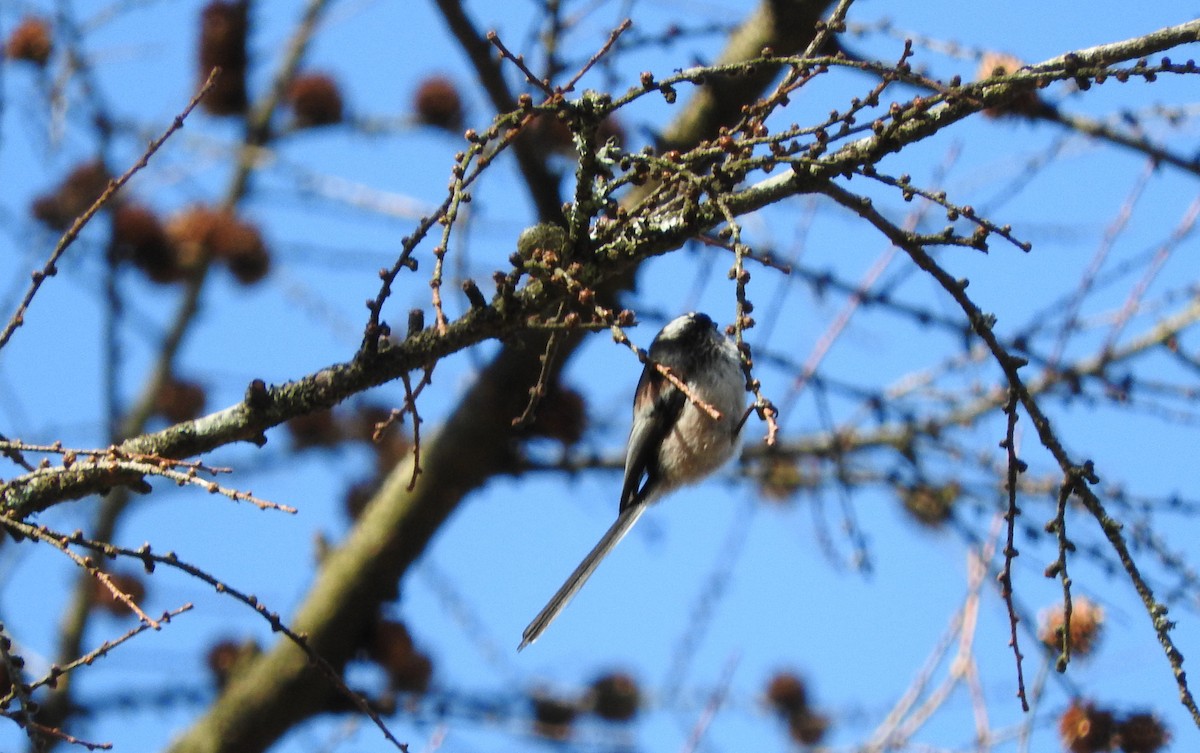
left=818, top=178, right=1200, bottom=727
left=162, top=3, right=845, bottom=751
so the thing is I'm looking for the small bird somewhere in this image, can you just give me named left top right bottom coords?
left=519, top=312, right=745, bottom=650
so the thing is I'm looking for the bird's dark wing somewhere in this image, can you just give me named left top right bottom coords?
left=619, top=365, right=686, bottom=512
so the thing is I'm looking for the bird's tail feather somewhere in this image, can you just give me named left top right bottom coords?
left=519, top=504, right=647, bottom=651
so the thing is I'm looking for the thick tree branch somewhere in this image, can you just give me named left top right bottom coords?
left=8, top=17, right=1195, bottom=520
left=161, top=2, right=845, bottom=751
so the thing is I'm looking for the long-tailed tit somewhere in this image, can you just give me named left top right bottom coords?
left=519, top=312, right=745, bottom=650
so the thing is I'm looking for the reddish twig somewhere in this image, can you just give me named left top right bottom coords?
left=610, top=320, right=728, bottom=421
left=0, top=712, right=112, bottom=751
left=1101, top=194, right=1200, bottom=357
left=0, top=441, right=297, bottom=513
left=1049, top=159, right=1154, bottom=368
left=562, top=18, right=632, bottom=92
left=14, top=523, right=161, bottom=628
left=0, top=517, right=408, bottom=750
left=400, top=369, right=430, bottom=490
left=486, top=30, right=554, bottom=96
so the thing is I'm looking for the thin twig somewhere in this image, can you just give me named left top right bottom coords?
left=0, top=712, right=111, bottom=751
left=606, top=320, right=726, bottom=420
left=1101, top=195, right=1200, bottom=357
left=1049, top=159, right=1154, bottom=368
left=10, top=606, right=192, bottom=701
left=1049, top=475, right=1076, bottom=672
left=0, top=68, right=219, bottom=352
left=400, top=371, right=426, bottom=490
left=0, top=517, right=408, bottom=750
left=999, top=389, right=1029, bottom=710
left=486, top=30, right=554, bottom=96
left=11, top=521, right=159, bottom=628
left=820, top=178, right=1200, bottom=727
left=512, top=318, right=565, bottom=428
left=676, top=652, right=740, bottom=753
left=562, top=18, right=632, bottom=92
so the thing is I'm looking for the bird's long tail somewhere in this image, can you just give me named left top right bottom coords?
left=519, top=504, right=648, bottom=651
